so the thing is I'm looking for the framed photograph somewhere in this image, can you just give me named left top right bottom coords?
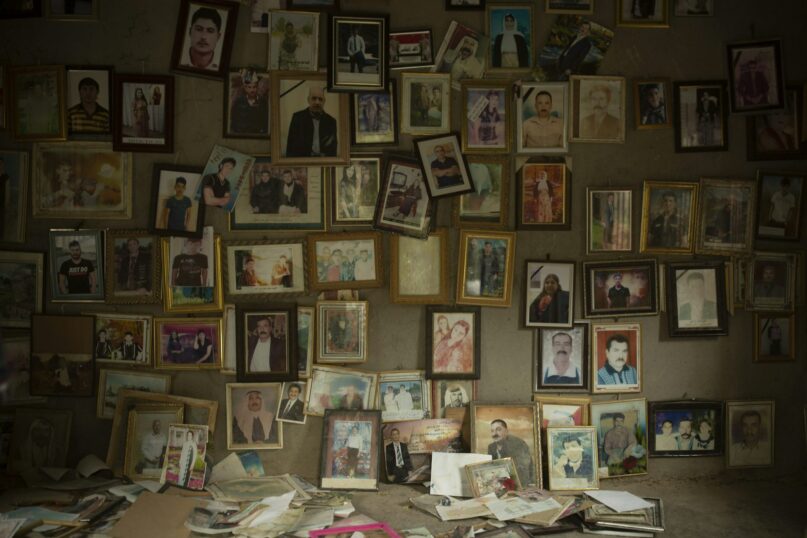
left=546, top=426, right=598, bottom=491
left=287, top=0, right=339, bottom=10
left=0, top=150, right=27, bottom=244
left=316, top=301, right=368, bottom=364
left=454, top=156, right=509, bottom=228
left=432, top=379, right=478, bottom=418
left=415, top=134, right=474, bottom=198
left=378, top=371, right=430, bottom=423
left=170, top=0, right=238, bottom=79
left=1, top=337, right=46, bottom=405
left=649, top=400, right=723, bottom=456
left=298, top=306, right=314, bottom=379
left=106, top=230, right=161, bottom=304
left=666, top=262, right=728, bottom=337
left=65, top=66, right=112, bottom=137
left=389, top=228, right=449, bottom=304
left=0, top=1, right=42, bottom=18
left=747, top=87, right=807, bottom=161
left=328, top=14, right=389, bottom=93
left=308, top=232, right=382, bottom=291
left=93, top=313, right=152, bottom=366
left=9, top=65, right=66, bottom=141
left=726, top=400, right=774, bottom=468
left=696, top=178, right=756, bottom=255
left=446, top=0, right=485, bottom=9
left=727, top=40, right=785, bottom=114
left=161, top=424, right=208, bottom=490
left=225, top=240, right=306, bottom=300
left=124, top=404, right=184, bottom=481
left=30, top=314, right=94, bottom=397
left=456, top=230, right=516, bottom=307
left=320, top=409, right=381, bottom=490
left=756, top=170, right=804, bottom=241
left=400, top=72, right=451, bottom=136
left=461, top=81, right=510, bottom=153
left=516, top=82, right=568, bottom=154
left=518, top=162, right=570, bottom=230
left=591, top=322, right=642, bottom=394
left=162, top=231, right=224, bottom=313
left=382, top=419, right=464, bottom=483
left=32, top=142, right=132, bottom=220
left=224, top=68, right=270, bottom=139
left=48, top=229, right=105, bottom=302
left=524, top=261, right=574, bottom=328
left=153, top=316, right=223, bottom=370
left=271, top=71, right=350, bottom=165
left=754, top=312, right=795, bottom=362
left=200, top=145, right=254, bottom=212
left=640, top=180, right=698, bottom=254
left=615, top=0, right=669, bottom=27
left=534, top=324, right=589, bottom=392
left=732, top=256, right=750, bottom=309
left=432, top=21, right=489, bottom=89
left=426, top=306, right=481, bottom=380
left=587, top=188, right=632, bottom=253
left=583, top=260, right=658, bottom=318
left=634, top=79, right=670, bottom=129
left=45, top=0, right=98, bottom=19
left=96, top=369, right=171, bottom=420
left=570, top=75, right=626, bottom=143
left=590, top=398, right=648, bottom=479
left=465, top=458, right=521, bottom=498
left=673, top=80, right=728, bottom=152
left=305, top=365, right=378, bottom=416
left=390, top=29, right=434, bottom=70
left=333, top=156, right=381, bottom=226
left=149, top=164, right=204, bottom=237
left=8, top=408, right=72, bottom=474
left=536, top=16, right=614, bottom=82
left=673, top=0, right=713, bottom=15
left=486, top=3, right=534, bottom=73
left=268, top=10, right=320, bottom=71
left=276, top=381, right=307, bottom=424
left=113, top=74, right=173, bottom=153
left=747, top=252, right=796, bottom=311
left=222, top=304, right=237, bottom=375
left=546, top=1, right=594, bottom=14
left=352, top=82, right=398, bottom=146
left=374, top=155, right=435, bottom=239
left=534, top=395, right=591, bottom=430
left=470, top=403, right=541, bottom=487
left=236, top=306, right=297, bottom=382
left=226, top=383, right=284, bottom=450
left=584, top=498, right=665, bottom=533
left=0, top=250, right=43, bottom=328
left=230, top=159, right=326, bottom=232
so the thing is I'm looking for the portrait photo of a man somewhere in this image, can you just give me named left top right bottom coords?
left=384, top=427, right=413, bottom=483
left=538, top=326, right=587, bottom=389
left=333, top=19, right=384, bottom=89
left=227, top=69, right=269, bottom=137
left=519, top=84, right=567, bottom=152
left=66, top=70, right=110, bottom=135
left=276, top=382, right=306, bottom=424
left=593, top=324, right=641, bottom=393
left=637, top=82, right=668, bottom=127
left=575, top=77, right=624, bottom=142
left=645, top=187, right=693, bottom=251
left=177, top=3, right=229, bottom=73
left=727, top=402, right=773, bottom=468
left=487, top=419, right=536, bottom=485
left=281, top=82, right=340, bottom=159
left=675, top=269, right=719, bottom=329
left=227, top=384, right=282, bottom=449
left=245, top=313, right=288, bottom=374
left=547, top=427, right=598, bottom=490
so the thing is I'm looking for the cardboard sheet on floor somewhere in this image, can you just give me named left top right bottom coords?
left=108, top=491, right=200, bottom=538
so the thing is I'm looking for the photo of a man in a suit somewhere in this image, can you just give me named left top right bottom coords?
left=276, top=383, right=305, bottom=423
left=247, top=315, right=287, bottom=374
left=285, top=85, right=338, bottom=157
left=557, top=20, right=592, bottom=80
left=385, top=428, right=413, bottom=483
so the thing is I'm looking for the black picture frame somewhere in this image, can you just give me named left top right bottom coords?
left=582, top=259, right=659, bottom=318
left=223, top=68, right=271, bottom=140
left=524, top=259, right=576, bottom=329
left=169, top=0, right=240, bottom=80
left=755, top=170, right=806, bottom=241
left=320, top=408, right=382, bottom=491
left=373, top=155, right=436, bottom=239
left=389, top=29, right=435, bottom=70
left=149, top=164, right=206, bottom=238
left=65, top=65, right=114, bottom=139
left=649, top=400, right=724, bottom=457
left=235, top=305, right=298, bottom=383
left=534, top=322, right=590, bottom=393
left=746, top=86, right=807, bottom=161
left=351, top=80, right=399, bottom=147
left=328, top=13, right=389, bottom=93
left=726, top=39, right=785, bottom=114
left=665, top=261, right=728, bottom=337
left=112, top=74, right=174, bottom=153
left=445, top=0, right=486, bottom=10
left=414, top=133, right=475, bottom=199
left=673, top=80, right=729, bottom=153
left=425, top=305, right=481, bottom=380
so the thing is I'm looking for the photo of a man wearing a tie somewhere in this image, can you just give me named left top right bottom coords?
left=384, top=428, right=413, bottom=483
left=276, top=382, right=306, bottom=424
left=230, top=386, right=281, bottom=448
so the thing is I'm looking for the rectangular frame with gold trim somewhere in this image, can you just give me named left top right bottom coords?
left=161, top=233, right=224, bottom=313
left=153, top=316, right=223, bottom=370
left=453, top=155, right=510, bottom=229
left=456, top=229, right=516, bottom=307
left=461, top=80, right=512, bottom=153
left=389, top=228, right=450, bottom=304
left=639, top=180, right=698, bottom=254
left=9, top=65, right=66, bottom=142
left=124, top=404, right=184, bottom=481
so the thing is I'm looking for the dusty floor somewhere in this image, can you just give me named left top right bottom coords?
left=351, top=476, right=807, bottom=537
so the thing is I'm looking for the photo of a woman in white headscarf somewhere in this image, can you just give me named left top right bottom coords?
left=491, top=12, right=529, bottom=68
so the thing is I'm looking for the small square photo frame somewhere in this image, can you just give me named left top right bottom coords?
left=587, top=188, right=632, bottom=254
left=673, top=80, right=728, bottom=152
left=517, top=161, right=570, bottom=230
left=534, top=323, right=590, bottom=393
left=727, top=40, right=785, bottom=114
left=591, top=322, right=642, bottom=394
left=461, top=80, right=511, bottom=153
left=400, top=72, right=451, bottom=136
left=570, top=75, right=626, bottom=143
left=390, top=29, right=435, bottom=70
left=224, top=68, right=270, bottom=139
left=425, top=306, right=481, bottom=380
left=48, top=228, right=105, bottom=302
left=432, top=379, right=478, bottom=418
left=634, top=79, right=670, bottom=129
left=649, top=400, right=723, bottom=457
left=320, top=409, right=382, bottom=490
left=754, top=312, right=795, bottom=362
left=454, top=156, right=510, bottom=228
left=308, top=232, right=382, bottom=291
left=516, top=81, right=568, bottom=154
left=726, top=400, right=774, bottom=468
left=149, top=164, right=205, bottom=238
left=534, top=395, right=591, bottom=430
left=639, top=180, right=698, bottom=254
left=105, top=230, right=161, bottom=304
left=316, top=301, right=368, bottom=364
left=415, top=133, right=474, bottom=198
left=665, top=262, right=728, bottom=337
left=390, top=228, right=450, bottom=305
left=170, top=0, right=239, bottom=80
left=456, top=230, right=516, bottom=307
left=352, top=82, right=398, bottom=146
left=113, top=74, right=174, bottom=153
left=328, top=14, right=389, bottom=93
left=696, top=178, right=756, bottom=256
left=583, top=259, right=659, bottom=318
left=546, top=426, right=599, bottom=491
left=525, top=260, right=575, bottom=328
left=236, top=305, right=298, bottom=382
left=226, top=382, right=284, bottom=450
left=374, top=156, right=435, bottom=239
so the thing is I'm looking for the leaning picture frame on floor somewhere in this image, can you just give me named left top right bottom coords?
left=320, top=408, right=382, bottom=490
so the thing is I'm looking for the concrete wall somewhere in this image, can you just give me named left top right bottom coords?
left=2, top=0, right=805, bottom=482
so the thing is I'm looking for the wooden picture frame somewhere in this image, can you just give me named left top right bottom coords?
left=153, top=316, right=223, bottom=370
left=569, top=75, right=626, bottom=143
left=48, top=228, right=105, bottom=302
left=485, top=3, right=534, bottom=74
left=105, top=230, right=161, bottom=304
left=328, top=13, right=389, bottom=93
left=546, top=426, right=599, bottom=491
left=634, top=79, right=671, bottom=129
left=65, top=65, right=113, bottom=138
left=746, top=251, right=796, bottom=311
left=112, top=74, right=174, bottom=153
left=373, top=155, right=435, bottom=239
left=456, top=230, right=516, bottom=307
left=332, top=154, right=382, bottom=227
left=525, top=260, right=575, bottom=328
left=432, top=379, right=478, bottom=418
left=453, top=155, right=510, bottom=229
left=389, top=228, right=450, bottom=304
left=696, top=177, right=756, bottom=256
left=665, top=261, right=728, bottom=337
left=534, top=324, right=590, bottom=393
left=425, top=305, right=481, bottom=380
left=415, top=133, right=475, bottom=198
left=224, top=239, right=307, bottom=300
left=93, top=313, right=153, bottom=367
left=649, top=400, right=723, bottom=457
left=236, top=305, right=298, bottom=382
left=399, top=72, right=451, bottom=136
left=170, top=0, right=239, bottom=80
left=9, top=65, right=66, bottom=142
left=0, top=250, right=43, bottom=328
left=267, top=10, right=320, bottom=72
left=307, top=231, right=382, bottom=291
left=351, top=82, right=398, bottom=146
left=725, top=400, right=774, bottom=469
left=590, top=322, right=642, bottom=394
left=516, top=81, right=569, bottom=155
left=639, top=180, right=698, bottom=254
left=726, top=39, right=785, bottom=114
left=316, top=300, right=369, bottom=364
left=747, top=87, right=807, bottom=161
left=162, top=233, right=224, bottom=313
left=320, top=409, right=382, bottom=491
left=590, top=397, right=649, bottom=479
left=517, top=161, right=571, bottom=230
left=30, top=314, right=95, bottom=397
left=96, top=368, right=171, bottom=419
left=123, top=404, right=184, bottom=481
left=225, top=382, right=284, bottom=450
left=583, top=259, right=659, bottom=318
left=534, top=395, right=591, bottom=429
left=754, top=312, right=796, bottom=362
left=673, top=80, right=728, bottom=152
left=390, top=29, right=435, bottom=70
left=223, top=68, right=270, bottom=140
left=462, top=80, right=512, bottom=154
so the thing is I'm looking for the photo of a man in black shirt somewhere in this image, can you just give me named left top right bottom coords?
left=171, top=238, right=208, bottom=287
left=58, top=240, right=96, bottom=295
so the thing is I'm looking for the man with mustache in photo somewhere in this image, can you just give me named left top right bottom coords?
left=487, top=419, right=536, bottom=485
left=580, top=83, right=621, bottom=139
left=542, top=331, right=580, bottom=385
left=181, top=7, right=223, bottom=71
left=247, top=315, right=287, bottom=373
left=286, top=85, right=338, bottom=157
left=596, top=333, right=637, bottom=386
